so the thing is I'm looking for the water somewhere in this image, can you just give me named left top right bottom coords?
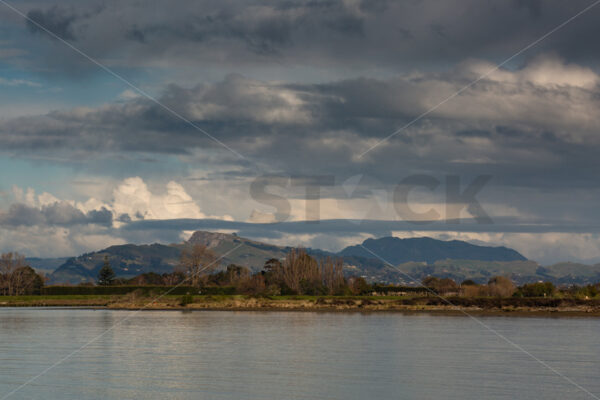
left=0, top=309, right=599, bottom=400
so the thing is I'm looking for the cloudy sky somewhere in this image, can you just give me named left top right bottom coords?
left=1, top=0, right=600, bottom=264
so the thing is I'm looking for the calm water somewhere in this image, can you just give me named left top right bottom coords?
left=0, top=309, right=599, bottom=400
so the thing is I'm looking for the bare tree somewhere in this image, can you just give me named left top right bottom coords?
left=225, top=264, right=251, bottom=284
left=11, top=266, right=42, bottom=295
left=321, top=257, right=345, bottom=294
left=281, top=249, right=320, bottom=294
left=275, top=250, right=346, bottom=295
left=179, top=244, right=217, bottom=287
left=422, top=276, right=458, bottom=295
left=163, top=271, right=186, bottom=286
left=487, top=276, right=516, bottom=297
left=0, top=252, right=41, bottom=296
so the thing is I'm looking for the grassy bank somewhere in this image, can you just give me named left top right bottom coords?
left=2, top=294, right=600, bottom=314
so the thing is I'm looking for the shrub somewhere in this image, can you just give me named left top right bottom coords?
left=279, top=282, right=298, bottom=296
left=179, top=294, right=194, bottom=306
left=581, top=285, right=598, bottom=298
left=299, top=279, right=328, bottom=296
left=236, top=275, right=266, bottom=295
left=461, top=284, right=485, bottom=298
left=515, top=282, right=556, bottom=297
left=568, top=284, right=598, bottom=299
left=349, top=277, right=372, bottom=295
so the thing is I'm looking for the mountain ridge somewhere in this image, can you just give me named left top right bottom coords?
left=340, top=236, right=526, bottom=264
left=45, top=231, right=599, bottom=286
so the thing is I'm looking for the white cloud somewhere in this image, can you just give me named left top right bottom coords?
left=118, top=89, right=141, bottom=100
left=463, top=54, right=599, bottom=89
left=10, top=176, right=236, bottom=226
left=38, top=192, right=61, bottom=207
left=0, top=177, right=211, bottom=256
left=0, top=225, right=125, bottom=258
left=110, top=177, right=205, bottom=221
left=177, top=75, right=313, bottom=125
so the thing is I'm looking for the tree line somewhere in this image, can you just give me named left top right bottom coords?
left=421, top=275, right=600, bottom=299
left=97, top=244, right=370, bottom=296
left=3, top=244, right=600, bottom=299
left=93, top=244, right=600, bottom=299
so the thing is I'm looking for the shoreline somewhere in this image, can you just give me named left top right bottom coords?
left=2, top=295, right=600, bottom=316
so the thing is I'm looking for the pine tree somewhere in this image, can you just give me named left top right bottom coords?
left=97, top=256, right=116, bottom=286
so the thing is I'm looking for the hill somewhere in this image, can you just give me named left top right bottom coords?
left=50, top=244, right=182, bottom=284
left=49, top=231, right=293, bottom=284
left=187, top=231, right=289, bottom=268
left=340, top=236, right=526, bottom=264
left=26, top=257, right=70, bottom=276
left=45, top=231, right=600, bottom=286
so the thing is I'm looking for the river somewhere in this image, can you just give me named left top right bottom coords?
left=0, top=309, right=599, bottom=399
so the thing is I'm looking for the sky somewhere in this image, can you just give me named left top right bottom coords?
left=1, top=0, right=600, bottom=264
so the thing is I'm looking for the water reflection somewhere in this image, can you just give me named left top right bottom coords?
left=0, top=309, right=599, bottom=400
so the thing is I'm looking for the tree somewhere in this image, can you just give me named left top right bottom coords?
left=515, top=282, right=555, bottom=297
left=179, top=244, right=217, bottom=287
left=461, top=283, right=485, bottom=298
left=422, top=276, right=440, bottom=290
left=270, top=250, right=347, bottom=295
left=487, top=276, right=516, bottom=297
left=0, top=252, right=24, bottom=295
left=97, top=256, right=116, bottom=286
left=421, top=276, right=459, bottom=295
left=11, top=266, right=44, bottom=295
left=0, top=252, right=42, bottom=296
left=280, top=249, right=321, bottom=294
left=263, top=258, right=283, bottom=274
left=578, top=284, right=598, bottom=299
left=163, top=271, right=186, bottom=286
left=349, top=277, right=372, bottom=295
left=437, top=278, right=458, bottom=295
left=321, top=257, right=345, bottom=294
left=237, top=274, right=267, bottom=295
left=262, top=258, right=283, bottom=287
left=225, top=264, right=251, bottom=284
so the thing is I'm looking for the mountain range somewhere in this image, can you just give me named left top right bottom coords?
left=44, top=231, right=600, bottom=286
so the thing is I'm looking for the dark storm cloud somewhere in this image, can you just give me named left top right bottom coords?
left=18, top=0, right=367, bottom=71
left=13, top=0, right=600, bottom=73
left=119, top=217, right=600, bottom=244
left=26, top=6, right=79, bottom=40
left=123, top=1, right=365, bottom=55
left=0, top=202, right=113, bottom=227
left=1, top=55, right=599, bottom=190
left=0, top=74, right=321, bottom=156
left=515, top=0, right=543, bottom=17
left=2, top=0, right=600, bottom=236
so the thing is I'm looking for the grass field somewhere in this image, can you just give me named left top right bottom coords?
left=1, top=294, right=600, bottom=314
